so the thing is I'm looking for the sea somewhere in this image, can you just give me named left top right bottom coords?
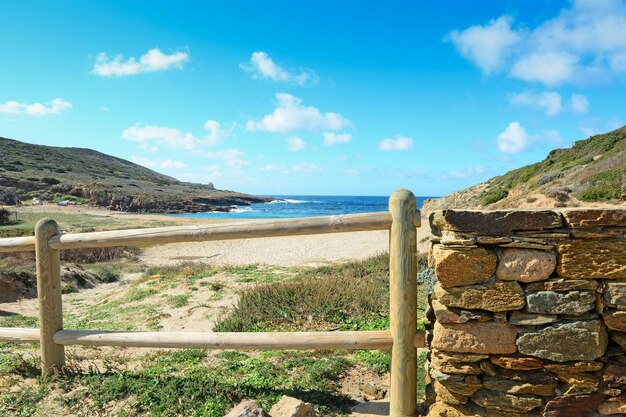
left=171, top=195, right=435, bottom=220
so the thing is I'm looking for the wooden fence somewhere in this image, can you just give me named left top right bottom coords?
left=0, top=189, right=424, bottom=417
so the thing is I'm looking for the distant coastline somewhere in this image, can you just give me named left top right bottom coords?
left=169, top=195, right=437, bottom=220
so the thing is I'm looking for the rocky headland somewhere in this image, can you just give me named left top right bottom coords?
left=0, top=137, right=272, bottom=213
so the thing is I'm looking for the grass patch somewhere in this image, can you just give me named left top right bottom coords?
left=167, top=294, right=190, bottom=308
left=214, top=254, right=392, bottom=332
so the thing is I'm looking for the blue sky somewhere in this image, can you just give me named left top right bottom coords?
left=1, top=1, right=625, bottom=196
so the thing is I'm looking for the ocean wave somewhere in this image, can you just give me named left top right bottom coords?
left=230, top=206, right=254, bottom=213
left=267, top=198, right=311, bottom=204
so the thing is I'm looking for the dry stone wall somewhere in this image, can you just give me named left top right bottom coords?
left=425, top=208, right=626, bottom=417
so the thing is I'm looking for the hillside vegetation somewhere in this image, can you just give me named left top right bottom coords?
left=0, top=137, right=271, bottom=212
left=424, top=126, right=626, bottom=211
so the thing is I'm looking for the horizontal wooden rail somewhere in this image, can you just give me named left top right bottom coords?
left=0, top=211, right=421, bottom=253
left=0, top=236, right=36, bottom=253
left=0, top=327, right=40, bottom=343
left=0, top=328, right=426, bottom=350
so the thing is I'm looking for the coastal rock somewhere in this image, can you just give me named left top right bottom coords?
left=269, top=396, right=316, bottom=417
left=525, top=290, right=596, bottom=315
left=224, top=400, right=267, bottom=417
left=509, top=312, right=558, bottom=326
left=525, top=278, right=598, bottom=292
left=429, top=209, right=562, bottom=235
left=563, top=209, right=626, bottom=229
left=496, top=248, right=556, bottom=282
left=604, top=282, right=626, bottom=310
left=433, top=280, right=525, bottom=312
left=489, top=356, right=544, bottom=370
left=432, top=246, right=496, bottom=288
left=471, top=389, right=543, bottom=413
left=432, top=322, right=517, bottom=354
left=517, top=320, right=608, bottom=362
left=431, top=300, right=492, bottom=324
left=543, top=394, right=605, bottom=417
left=604, top=310, right=626, bottom=332
left=0, top=186, right=18, bottom=205
left=557, top=239, right=626, bottom=279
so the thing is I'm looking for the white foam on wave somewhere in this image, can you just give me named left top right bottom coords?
left=268, top=198, right=310, bottom=204
left=230, top=206, right=254, bottom=213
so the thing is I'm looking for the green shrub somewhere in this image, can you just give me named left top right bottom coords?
left=41, top=177, right=60, bottom=185
left=481, top=188, right=508, bottom=205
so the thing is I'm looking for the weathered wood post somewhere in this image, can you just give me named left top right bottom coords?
left=35, top=218, right=65, bottom=374
left=389, top=189, right=417, bottom=417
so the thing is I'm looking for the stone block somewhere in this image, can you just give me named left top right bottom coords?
left=557, top=239, right=626, bottom=279
left=517, top=320, right=608, bottom=362
left=602, top=364, right=626, bottom=387
left=433, top=280, right=525, bottom=312
left=429, top=209, right=562, bottom=235
left=431, top=299, right=492, bottom=324
left=482, top=376, right=556, bottom=396
left=598, top=396, right=626, bottom=415
left=471, top=389, right=543, bottom=413
left=509, top=312, right=559, bottom=326
left=543, top=394, right=605, bottom=417
left=432, top=245, right=497, bottom=288
left=604, top=310, right=626, bottom=332
left=496, top=248, right=556, bottom=282
left=269, top=396, right=316, bottom=417
left=525, top=278, right=598, bottom=292
left=432, top=322, right=517, bottom=354
left=525, top=290, right=596, bottom=315
left=604, top=282, right=626, bottom=310
left=563, top=209, right=626, bottom=229
left=489, top=355, right=543, bottom=370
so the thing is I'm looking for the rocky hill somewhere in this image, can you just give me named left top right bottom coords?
left=0, top=137, right=272, bottom=212
left=424, top=126, right=626, bottom=212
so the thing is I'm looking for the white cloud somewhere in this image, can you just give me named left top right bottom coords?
left=287, top=136, right=306, bottom=151
left=131, top=156, right=188, bottom=170
left=448, top=1, right=626, bottom=86
left=0, top=98, right=72, bottom=116
left=92, top=48, right=189, bottom=77
left=509, top=91, right=563, bottom=116
left=497, top=122, right=532, bottom=153
left=205, top=149, right=249, bottom=168
left=323, top=132, right=352, bottom=146
left=447, top=16, right=521, bottom=74
left=443, top=165, right=486, bottom=180
left=246, top=93, right=350, bottom=133
left=569, top=93, right=589, bottom=113
left=509, top=90, right=590, bottom=116
left=510, top=52, right=578, bottom=86
left=292, top=162, right=323, bottom=174
left=240, top=51, right=318, bottom=86
left=122, top=121, right=227, bottom=151
left=379, top=135, right=414, bottom=151
left=258, top=165, right=286, bottom=171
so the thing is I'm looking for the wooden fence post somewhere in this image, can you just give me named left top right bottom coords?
left=35, top=218, right=65, bottom=374
left=389, top=189, right=417, bottom=417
